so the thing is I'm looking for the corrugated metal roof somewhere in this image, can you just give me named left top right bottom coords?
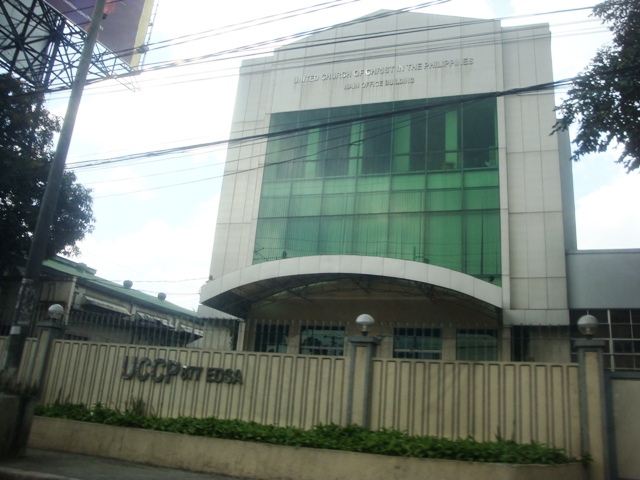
left=42, top=256, right=197, bottom=319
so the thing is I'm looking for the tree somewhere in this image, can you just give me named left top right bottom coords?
left=0, top=74, right=95, bottom=273
left=553, top=0, right=640, bottom=172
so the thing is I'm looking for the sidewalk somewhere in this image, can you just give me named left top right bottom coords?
left=0, top=449, right=248, bottom=480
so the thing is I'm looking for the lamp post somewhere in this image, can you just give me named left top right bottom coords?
left=575, top=314, right=609, bottom=480
left=355, top=314, right=375, bottom=336
left=347, top=314, right=380, bottom=428
left=577, top=314, right=598, bottom=340
left=47, top=304, right=64, bottom=323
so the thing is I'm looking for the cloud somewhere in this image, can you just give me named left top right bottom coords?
left=575, top=173, right=640, bottom=249
left=75, top=192, right=221, bottom=310
left=425, top=0, right=499, bottom=19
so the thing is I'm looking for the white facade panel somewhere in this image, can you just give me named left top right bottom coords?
left=544, top=212, right=568, bottom=279
left=528, top=278, right=549, bottom=309
left=523, top=152, right=544, bottom=212
left=507, top=152, right=526, bottom=212
left=540, top=149, right=563, bottom=211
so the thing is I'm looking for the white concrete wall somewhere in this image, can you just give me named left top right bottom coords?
left=501, top=25, right=569, bottom=325
left=566, top=249, right=640, bottom=309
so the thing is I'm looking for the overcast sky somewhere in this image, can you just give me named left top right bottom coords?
left=44, top=0, right=640, bottom=311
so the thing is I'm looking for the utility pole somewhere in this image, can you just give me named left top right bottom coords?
left=0, top=0, right=107, bottom=393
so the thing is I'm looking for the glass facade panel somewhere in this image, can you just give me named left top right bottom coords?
left=427, top=213, right=462, bottom=271
left=355, top=192, right=389, bottom=214
left=391, top=174, right=425, bottom=191
left=285, top=218, right=319, bottom=258
left=254, top=96, right=501, bottom=284
left=354, top=215, right=388, bottom=257
left=427, top=172, right=462, bottom=189
left=289, top=195, right=321, bottom=217
left=464, top=189, right=500, bottom=210
left=292, top=179, right=323, bottom=196
left=426, top=190, right=462, bottom=211
left=254, top=219, right=287, bottom=262
left=390, top=191, right=423, bottom=213
left=389, top=214, right=423, bottom=261
left=259, top=197, right=289, bottom=218
left=319, top=217, right=353, bottom=255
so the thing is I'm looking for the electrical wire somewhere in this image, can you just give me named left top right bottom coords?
left=31, top=4, right=605, bottom=108
left=4, top=5, right=618, bottom=192
left=7, top=57, right=629, bottom=187
left=39, top=2, right=601, bottom=99
left=32, top=13, right=607, bottom=117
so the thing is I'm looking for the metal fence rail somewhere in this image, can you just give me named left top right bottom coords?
left=64, top=310, right=206, bottom=348
left=2, top=307, right=637, bottom=369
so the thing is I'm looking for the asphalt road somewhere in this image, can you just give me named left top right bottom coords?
left=0, top=449, right=251, bottom=480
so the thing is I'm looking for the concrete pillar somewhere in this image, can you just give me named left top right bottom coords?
left=576, top=339, right=609, bottom=480
left=346, top=335, right=380, bottom=428
left=26, top=321, right=66, bottom=395
left=0, top=394, right=37, bottom=458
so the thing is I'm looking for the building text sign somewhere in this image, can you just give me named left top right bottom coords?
left=293, top=58, right=475, bottom=90
left=121, top=356, right=243, bottom=385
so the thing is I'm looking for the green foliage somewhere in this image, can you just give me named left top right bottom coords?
left=0, top=74, right=95, bottom=272
left=124, top=396, right=148, bottom=417
left=35, top=402, right=579, bottom=465
left=553, top=0, right=640, bottom=171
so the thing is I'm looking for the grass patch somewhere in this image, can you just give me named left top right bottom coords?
left=36, top=401, right=579, bottom=465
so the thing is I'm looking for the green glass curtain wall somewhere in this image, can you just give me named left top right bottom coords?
left=254, top=96, right=501, bottom=285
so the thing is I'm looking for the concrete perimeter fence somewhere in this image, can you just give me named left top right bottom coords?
left=1, top=333, right=585, bottom=457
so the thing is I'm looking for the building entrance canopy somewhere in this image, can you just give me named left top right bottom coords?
left=201, top=256, right=501, bottom=318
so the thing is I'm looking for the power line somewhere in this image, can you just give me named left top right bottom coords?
left=11, top=59, right=632, bottom=189
left=80, top=79, right=573, bottom=198
left=142, top=0, right=365, bottom=52
left=70, top=76, right=575, bottom=168
left=39, top=2, right=601, bottom=99
left=81, top=0, right=368, bottom=69
left=84, top=59, right=640, bottom=198
left=5, top=6, right=615, bottom=186
left=110, top=4, right=594, bottom=80
left=32, top=7, right=606, bottom=116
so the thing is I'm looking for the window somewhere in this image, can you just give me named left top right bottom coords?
left=255, top=96, right=501, bottom=285
left=511, top=326, right=531, bottom=362
left=570, top=309, right=640, bottom=371
left=300, top=326, right=345, bottom=356
left=254, top=324, right=289, bottom=353
left=393, top=327, right=442, bottom=359
left=457, top=329, right=498, bottom=360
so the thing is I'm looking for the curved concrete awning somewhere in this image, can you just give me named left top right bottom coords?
left=200, top=255, right=502, bottom=317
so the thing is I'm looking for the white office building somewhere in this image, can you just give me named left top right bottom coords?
left=199, top=10, right=640, bottom=367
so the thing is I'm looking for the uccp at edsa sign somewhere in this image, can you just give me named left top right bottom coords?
left=121, top=356, right=243, bottom=385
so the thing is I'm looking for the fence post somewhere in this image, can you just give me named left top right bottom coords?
left=28, top=321, right=66, bottom=396
left=346, top=335, right=380, bottom=428
left=576, top=339, right=609, bottom=480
